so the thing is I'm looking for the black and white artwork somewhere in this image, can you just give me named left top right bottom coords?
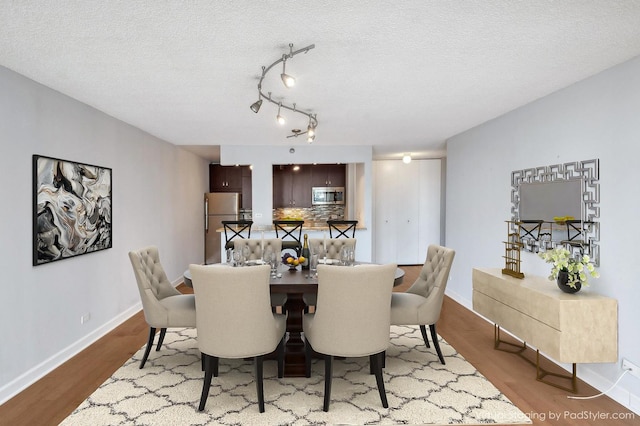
left=33, top=155, right=112, bottom=265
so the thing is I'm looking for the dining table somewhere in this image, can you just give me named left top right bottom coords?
left=183, top=262, right=405, bottom=377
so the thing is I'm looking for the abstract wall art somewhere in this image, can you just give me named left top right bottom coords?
left=32, top=155, right=112, bottom=266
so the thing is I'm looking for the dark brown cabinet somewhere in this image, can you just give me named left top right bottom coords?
left=209, top=164, right=252, bottom=207
left=273, top=165, right=312, bottom=208
left=311, top=164, right=346, bottom=187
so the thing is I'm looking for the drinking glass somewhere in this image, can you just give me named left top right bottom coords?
left=262, top=246, right=273, bottom=265
left=340, top=246, right=349, bottom=266
left=269, top=252, right=279, bottom=277
left=232, top=249, right=241, bottom=267
left=226, top=248, right=234, bottom=265
left=310, top=253, right=319, bottom=276
left=348, top=247, right=355, bottom=266
left=242, top=245, right=250, bottom=266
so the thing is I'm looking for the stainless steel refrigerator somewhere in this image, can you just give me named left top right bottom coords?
left=204, top=192, right=241, bottom=264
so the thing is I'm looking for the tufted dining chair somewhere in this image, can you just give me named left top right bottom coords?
left=309, top=238, right=356, bottom=261
left=128, top=246, right=196, bottom=369
left=303, top=263, right=397, bottom=411
left=303, top=238, right=357, bottom=310
left=189, top=264, right=286, bottom=413
left=390, top=244, right=455, bottom=364
left=231, top=238, right=287, bottom=310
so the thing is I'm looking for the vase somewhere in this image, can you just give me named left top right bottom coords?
left=557, top=270, right=581, bottom=293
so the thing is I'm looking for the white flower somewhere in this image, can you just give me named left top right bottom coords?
left=539, top=247, right=599, bottom=288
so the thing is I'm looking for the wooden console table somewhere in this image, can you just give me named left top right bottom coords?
left=472, top=268, right=617, bottom=392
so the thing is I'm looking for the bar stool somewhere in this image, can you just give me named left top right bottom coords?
left=327, top=220, right=358, bottom=238
left=273, top=220, right=304, bottom=256
left=222, top=220, right=253, bottom=251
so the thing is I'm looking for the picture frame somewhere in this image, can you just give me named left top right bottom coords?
left=32, top=155, right=112, bottom=266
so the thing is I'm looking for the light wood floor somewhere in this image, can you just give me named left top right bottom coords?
left=0, top=266, right=635, bottom=425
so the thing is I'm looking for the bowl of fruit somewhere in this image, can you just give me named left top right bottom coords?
left=282, top=253, right=305, bottom=270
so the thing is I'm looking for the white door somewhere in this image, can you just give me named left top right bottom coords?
left=373, top=159, right=442, bottom=264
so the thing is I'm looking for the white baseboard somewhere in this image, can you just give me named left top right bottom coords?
left=0, top=302, right=142, bottom=405
left=443, top=289, right=639, bottom=416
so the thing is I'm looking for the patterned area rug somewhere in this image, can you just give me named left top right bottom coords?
left=61, top=326, right=531, bottom=425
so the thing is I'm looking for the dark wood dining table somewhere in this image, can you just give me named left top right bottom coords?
left=184, top=263, right=404, bottom=377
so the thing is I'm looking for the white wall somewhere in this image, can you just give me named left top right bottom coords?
left=446, top=55, right=640, bottom=412
left=0, top=66, right=209, bottom=402
left=221, top=145, right=374, bottom=261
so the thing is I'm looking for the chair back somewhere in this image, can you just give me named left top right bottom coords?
left=231, top=238, right=282, bottom=260
left=327, top=220, right=358, bottom=238
left=310, top=263, right=396, bottom=357
left=309, top=238, right=356, bottom=259
left=222, top=220, right=253, bottom=249
left=189, top=264, right=282, bottom=358
left=406, top=244, right=456, bottom=321
left=128, top=246, right=181, bottom=325
left=273, top=220, right=304, bottom=243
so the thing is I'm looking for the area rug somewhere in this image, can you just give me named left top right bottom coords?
left=61, top=326, right=531, bottom=425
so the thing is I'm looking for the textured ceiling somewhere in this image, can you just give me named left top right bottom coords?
left=2, top=1, right=640, bottom=161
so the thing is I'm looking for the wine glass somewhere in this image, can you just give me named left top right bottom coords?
left=269, top=252, right=279, bottom=277
left=232, top=249, right=241, bottom=267
left=242, top=245, right=250, bottom=266
left=339, top=246, right=349, bottom=266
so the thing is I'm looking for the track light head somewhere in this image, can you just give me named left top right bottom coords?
left=276, top=103, right=285, bottom=125
left=281, top=58, right=296, bottom=88
left=250, top=99, right=262, bottom=113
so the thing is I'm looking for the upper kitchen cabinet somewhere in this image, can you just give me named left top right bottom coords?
left=311, top=164, right=346, bottom=187
left=273, top=164, right=313, bottom=208
left=209, top=164, right=246, bottom=193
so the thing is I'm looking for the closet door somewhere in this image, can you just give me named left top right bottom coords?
left=373, top=159, right=441, bottom=264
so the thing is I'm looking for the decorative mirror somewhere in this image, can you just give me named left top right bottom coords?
left=509, top=159, right=600, bottom=265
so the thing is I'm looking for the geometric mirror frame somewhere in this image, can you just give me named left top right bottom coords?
left=509, top=158, right=599, bottom=266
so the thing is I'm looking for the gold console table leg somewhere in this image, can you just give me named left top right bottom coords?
left=493, top=325, right=578, bottom=394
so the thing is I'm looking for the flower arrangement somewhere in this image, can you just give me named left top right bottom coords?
left=539, top=247, right=599, bottom=288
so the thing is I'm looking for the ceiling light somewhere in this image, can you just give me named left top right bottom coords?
left=307, top=134, right=315, bottom=144
left=249, top=98, right=262, bottom=113
left=276, top=103, right=285, bottom=125
left=281, top=58, right=296, bottom=88
left=251, top=43, right=318, bottom=141
left=403, top=154, right=412, bottom=164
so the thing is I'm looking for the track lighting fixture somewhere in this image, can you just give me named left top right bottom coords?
left=251, top=43, right=318, bottom=141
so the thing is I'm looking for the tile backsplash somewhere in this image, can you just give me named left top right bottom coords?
left=273, top=205, right=345, bottom=222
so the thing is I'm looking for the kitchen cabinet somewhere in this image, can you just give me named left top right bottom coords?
left=209, top=164, right=252, bottom=207
left=273, top=165, right=312, bottom=208
left=373, top=160, right=441, bottom=264
left=310, top=164, right=346, bottom=187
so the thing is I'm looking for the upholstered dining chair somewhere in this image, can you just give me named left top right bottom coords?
left=303, top=263, right=397, bottom=411
left=189, top=264, right=286, bottom=413
left=390, top=244, right=455, bottom=364
left=303, top=238, right=357, bottom=310
left=231, top=238, right=287, bottom=310
left=128, top=246, right=196, bottom=369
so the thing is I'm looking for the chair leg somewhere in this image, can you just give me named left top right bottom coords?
left=304, top=337, right=313, bottom=378
left=372, top=351, right=389, bottom=408
left=277, top=336, right=285, bottom=379
left=429, top=324, right=445, bottom=365
left=139, top=327, right=156, bottom=369
left=198, top=354, right=214, bottom=411
left=255, top=355, right=265, bottom=413
left=213, top=356, right=219, bottom=377
left=156, top=328, right=167, bottom=351
left=323, top=355, right=333, bottom=412
left=419, top=325, right=431, bottom=348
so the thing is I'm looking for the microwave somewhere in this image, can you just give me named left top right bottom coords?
left=312, top=187, right=345, bottom=205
